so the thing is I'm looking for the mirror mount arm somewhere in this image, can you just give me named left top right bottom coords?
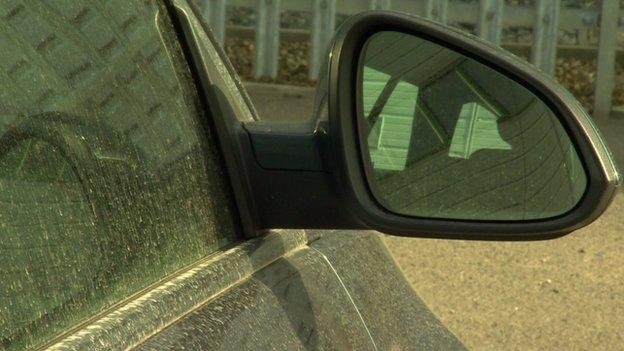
left=242, top=121, right=327, bottom=172
left=235, top=120, right=366, bottom=231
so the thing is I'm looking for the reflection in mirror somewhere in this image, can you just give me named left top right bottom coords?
left=359, top=31, right=587, bottom=221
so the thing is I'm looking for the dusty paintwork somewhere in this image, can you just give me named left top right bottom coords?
left=47, top=230, right=308, bottom=350
left=137, top=241, right=377, bottom=350
left=49, top=230, right=465, bottom=350
left=308, top=230, right=466, bottom=350
left=132, top=230, right=466, bottom=350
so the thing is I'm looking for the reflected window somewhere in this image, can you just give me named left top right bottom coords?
left=363, top=67, right=419, bottom=170
left=449, top=102, right=512, bottom=159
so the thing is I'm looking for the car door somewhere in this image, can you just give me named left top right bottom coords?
left=0, top=1, right=463, bottom=350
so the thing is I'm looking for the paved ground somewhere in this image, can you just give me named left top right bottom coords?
left=246, top=83, right=624, bottom=350
left=383, top=192, right=624, bottom=351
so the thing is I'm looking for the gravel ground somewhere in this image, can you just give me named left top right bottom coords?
left=225, top=37, right=315, bottom=87
left=246, top=84, right=624, bottom=351
left=384, top=192, right=624, bottom=351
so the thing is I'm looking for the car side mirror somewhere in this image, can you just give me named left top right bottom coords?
left=323, top=11, right=621, bottom=239
left=181, top=9, right=620, bottom=240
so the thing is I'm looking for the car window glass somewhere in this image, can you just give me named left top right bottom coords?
left=0, top=1, right=240, bottom=349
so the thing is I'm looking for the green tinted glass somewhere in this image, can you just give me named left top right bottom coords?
left=0, top=1, right=239, bottom=349
left=359, top=31, right=587, bottom=221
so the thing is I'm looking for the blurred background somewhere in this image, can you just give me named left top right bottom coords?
left=196, top=0, right=624, bottom=115
left=194, top=0, right=623, bottom=349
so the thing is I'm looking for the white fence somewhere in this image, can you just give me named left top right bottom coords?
left=199, top=0, right=623, bottom=119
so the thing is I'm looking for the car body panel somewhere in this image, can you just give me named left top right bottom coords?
left=308, top=230, right=466, bottom=350
left=137, top=234, right=377, bottom=351
left=46, top=230, right=307, bottom=350
left=47, top=230, right=464, bottom=350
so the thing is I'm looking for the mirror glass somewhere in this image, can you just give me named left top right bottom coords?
left=358, top=31, right=587, bottom=221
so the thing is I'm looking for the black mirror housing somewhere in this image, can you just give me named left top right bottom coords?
left=325, top=11, right=620, bottom=240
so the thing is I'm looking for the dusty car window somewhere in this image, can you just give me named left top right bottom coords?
left=0, top=1, right=240, bottom=349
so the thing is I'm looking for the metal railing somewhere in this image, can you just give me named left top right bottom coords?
left=199, top=0, right=623, bottom=119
